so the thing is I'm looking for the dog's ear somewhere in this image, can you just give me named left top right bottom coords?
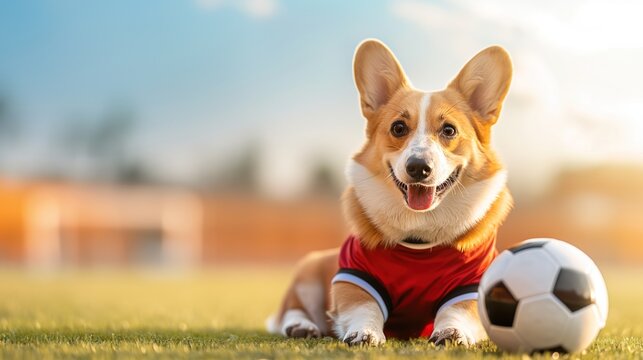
left=449, top=46, right=512, bottom=125
left=354, top=39, right=409, bottom=119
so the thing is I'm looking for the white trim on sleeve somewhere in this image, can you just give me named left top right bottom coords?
left=435, top=292, right=479, bottom=316
left=332, top=273, right=389, bottom=321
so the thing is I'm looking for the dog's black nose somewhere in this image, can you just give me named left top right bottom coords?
left=405, top=156, right=431, bottom=181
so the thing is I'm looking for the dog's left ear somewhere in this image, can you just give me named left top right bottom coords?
left=448, top=46, right=512, bottom=125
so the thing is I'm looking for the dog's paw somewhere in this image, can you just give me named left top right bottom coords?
left=429, top=327, right=473, bottom=347
left=342, top=327, right=386, bottom=346
left=283, top=320, right=321, bottom=339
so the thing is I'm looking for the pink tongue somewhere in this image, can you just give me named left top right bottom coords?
left=407, top=185, right=435, bottom=210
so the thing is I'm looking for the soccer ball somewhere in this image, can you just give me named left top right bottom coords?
left=478, top=238, right=608, bottom=353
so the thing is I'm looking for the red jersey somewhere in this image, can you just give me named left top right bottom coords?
left=332, top=235, right=497, bottom=339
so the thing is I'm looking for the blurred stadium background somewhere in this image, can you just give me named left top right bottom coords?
left=1, top=0, right=643, bottom=269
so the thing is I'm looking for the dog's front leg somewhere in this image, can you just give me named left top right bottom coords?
left=330, top=282, right=386, bottom=346
left=429, top=299, right=487, bottom=347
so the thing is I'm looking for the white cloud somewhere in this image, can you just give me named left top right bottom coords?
left=241, top=0, right=278, bottom=18
left=463, top=0, right=643, bottom=52
left=392, top=1, right=463, bottom=29
left=394, top=0, right=643, bottom=53
left=194, top=0, right=278, bottom=18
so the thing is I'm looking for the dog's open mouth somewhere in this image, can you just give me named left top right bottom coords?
left=390, top=165, right=462, bottom=211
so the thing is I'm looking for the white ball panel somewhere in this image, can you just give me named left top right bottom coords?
left=543, top=239, right=595, bottom=274
left=480, top=250, right=514, bottom=291
left=561, top=303, right=602, bottom=353
left=503, top=249, right=559, bottom=299
left=588, top=265, right=609, bottom=326
left=486, top=325, right=530, bottom=353
left=514, top=294, right=570, bottom=350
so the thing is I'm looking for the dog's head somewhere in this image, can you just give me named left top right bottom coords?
left=351, top=40, right=512, bottom=213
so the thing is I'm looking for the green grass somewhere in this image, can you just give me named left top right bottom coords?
left=0, top=267, right=642, bottom=359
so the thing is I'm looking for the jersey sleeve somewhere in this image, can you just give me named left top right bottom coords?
left=331, top=236, right=393, bottom=321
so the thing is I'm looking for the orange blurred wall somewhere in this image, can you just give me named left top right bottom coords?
left=0, top=182, right=29, bottom=263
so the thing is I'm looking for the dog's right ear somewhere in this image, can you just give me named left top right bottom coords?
left=354, top=39, right=409, bottom=119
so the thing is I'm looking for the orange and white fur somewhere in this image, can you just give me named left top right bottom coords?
left=267, top=39, right=513, bottom=346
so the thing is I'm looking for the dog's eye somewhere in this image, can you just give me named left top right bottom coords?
left=440, top=123, right=457, bottom=138
left=390, top=120, right=409, bottom=137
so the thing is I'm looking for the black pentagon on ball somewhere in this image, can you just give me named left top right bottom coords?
left=485, top=282, right=518, bottom=327
left=508, top=240, right=548, bottom=253
left=553, top=268, right=596, bottom=312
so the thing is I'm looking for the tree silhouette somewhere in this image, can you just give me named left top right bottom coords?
left=0, top=94, right=19, bottom=172
left=54, top=104, right=153, bottom=184
left=89, top=106, right=135, bottom=181
left=203, top=142, right=261, bottom=192
left=0, top=95, right=17, bottom=141
left=309, top=157, right=342, bottom=196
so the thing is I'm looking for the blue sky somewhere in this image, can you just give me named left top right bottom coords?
left=1, top=0, right=642, bottom=196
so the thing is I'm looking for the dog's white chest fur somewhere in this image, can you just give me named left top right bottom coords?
left=347, top=160, right=507, bottom=246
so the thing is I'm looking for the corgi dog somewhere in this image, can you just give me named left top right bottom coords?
left=267, top=39, right=513, bottom=346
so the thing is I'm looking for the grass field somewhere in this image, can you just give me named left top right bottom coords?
left=0, top=267, right=642, bottom=359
